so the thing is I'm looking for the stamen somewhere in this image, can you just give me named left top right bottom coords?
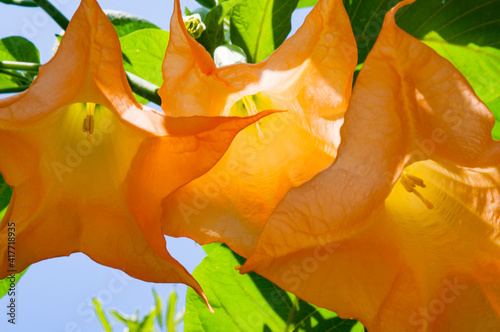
left=82, top=103, right=96, bottom=141
left=242, top=96, right=264, bottom=140
left=400, top=172, right=434, bottom=209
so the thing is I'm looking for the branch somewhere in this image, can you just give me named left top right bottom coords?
left=0, top=61, right=162, bottom=105
left=31, top=0, right=69, bottom=30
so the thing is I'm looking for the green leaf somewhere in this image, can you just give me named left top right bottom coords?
left=422, top=31, right=500, bottom=140
left=0, top=269, right=27, bottom=300
left=0, top=173, right=12, bottom=212
left=0, top=0, right=37, bottom=7
left=138, top=311, right=155, bottom=331
left=195, top=0, right=217, bottom=9
left=106, top=10, right=160, bottom=38
left=111, top=311, right=141, bottom=331
left=153, top=289, right=163, bottom=328
left=166, top=291, right=178, bottom=332
left=297, top=0, right=318, bottom=8
left=184, top=244, right=363, bottom=331
left=344, top=0, right=500, bottom=64
left=0, top=37, right=40, bottom=88
left=93, top=298, right=113, bottom=332
left=120, top=29, right=169, bottom=87
left=197, top=0, right=241, bottom=55
left=230, top=0, right=299, bottom=63
left=120, top=29, right=168, bottom=104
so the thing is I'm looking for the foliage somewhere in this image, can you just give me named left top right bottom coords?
left=93, top=290, right=183, bottom=332
left=185, top=244, right=364, bottom=331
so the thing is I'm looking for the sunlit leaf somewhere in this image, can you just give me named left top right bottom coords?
left=120, top=29, right=169, bottom=87
left=344, top=0, right=500, bottom=64
left=230, top=0, right=299, bottom=62
left=153, top=289, right=163, bottom=328
left=297, top=0, right=319, bottom=7
left=0, top=269, right=26, bottom=300
left=166, top=291, right=179, bottom=332
left=185, top=244, right=363, bottom=331
left=93, top=298, right=112, bottom=332
left=422, top=31, right=500, bottom=139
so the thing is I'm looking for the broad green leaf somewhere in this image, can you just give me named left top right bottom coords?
left=195, top=0, right=217, bottom=9
left=120, top=29, right=168, bottom=104
left=0, top=37, right=39, bottom=63
left=344, top=0, right=500, bottom=64
left=185, top=244, right=363, bottom=331
left=0, top=173, right=12, bottom=211
left=120, top=29, right=169, bottom=87
left=230, top=0, right=299, bottom=63
left=93, top=298, right=112, bottom=332
left=0, top=0, right=36, bottom=7
left=0, top=37, right=40, bottom=88
left=202, top=242, right=222, bottom=254
left=106, top=10, right=160, bottom=38
left=297, top=0, right=318, bottom=7
left=423, top=31, right=500, bottom=140
left=197, top=0, right=240, bottom=55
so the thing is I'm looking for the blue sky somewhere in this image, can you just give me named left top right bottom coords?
left=0, top=1, right=310, bottom=331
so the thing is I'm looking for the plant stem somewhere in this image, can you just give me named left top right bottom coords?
left=0, top=68, right=31, bottom=82
left=0, top=86, right=30, bottom=94
left=0, top=60, right=162, bottom=105
left=31, top=0, right=69, bottom=30
left=126, top=72, right=162, bottom=106
left=0, top=61, right=40, bottom=72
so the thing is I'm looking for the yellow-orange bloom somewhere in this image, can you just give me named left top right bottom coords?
left=0, top=0, right=270, bottom=306
left=161, top=0, right=357, bottom=257
left=240, top=1, right=500, bottom=330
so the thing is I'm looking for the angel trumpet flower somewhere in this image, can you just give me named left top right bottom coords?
left=161, top=0, right=357, bottom=257
left=240, top=0, right=500, bottom=330
left=0, top=0, right=271, bottom=307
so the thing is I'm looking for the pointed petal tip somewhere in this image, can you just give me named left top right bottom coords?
left=200, top=292, right=214, bottom=313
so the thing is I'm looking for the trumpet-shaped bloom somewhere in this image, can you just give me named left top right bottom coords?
left=240, top=0, right=500, bottom=330
left=0, top=0, right=270, bottom=305
left=160, top=0, right=357, bottom=256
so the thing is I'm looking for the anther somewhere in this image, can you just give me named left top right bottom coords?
left=82, top=103, right=96, bottom=141
left=400, top=172, right=434, bottom=209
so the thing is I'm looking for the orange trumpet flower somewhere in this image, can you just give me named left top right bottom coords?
left=161, top=0, right=357, bottom=257
left=0, top=0, right=271, bottom=307
left=240, top=0, right=500, bottom=330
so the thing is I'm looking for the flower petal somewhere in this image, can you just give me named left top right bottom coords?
left=161, top=0, right=357, bottom=256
